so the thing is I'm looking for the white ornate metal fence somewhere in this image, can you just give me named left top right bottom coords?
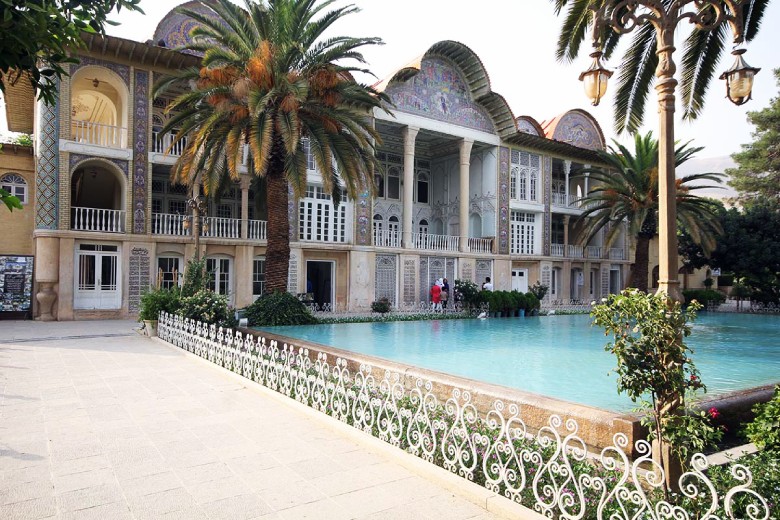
left=157, top=312, right=771, bottom=520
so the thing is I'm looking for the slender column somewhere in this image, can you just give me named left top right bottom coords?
left=240, top=174, right=250, bottom=239
left=192, top=183, right=202, bottom=261
left=459, top=139, right=474, bottom=253
left=563, top=160, right=571, bottom=206
left=655, top=30, right=682, bottom=302
left=584, top=172, right=590, bottom=199
left=563, top=215, right=570, bottom=257
left=402, top=126, right=419, bottom=249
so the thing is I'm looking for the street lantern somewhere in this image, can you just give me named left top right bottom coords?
left=579, top=50, right=613, bottom=106
left=720, top=48, right=761, bottom=105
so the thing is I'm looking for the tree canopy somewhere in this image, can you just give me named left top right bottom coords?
left=0, top=0, right=142, bottom=105
left=727, top=68, right=780, bottom=203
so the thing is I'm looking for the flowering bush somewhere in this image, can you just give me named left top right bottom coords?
left=744, top=385, right=780, bottom=451
left=179, top=289, right=236, bottom=328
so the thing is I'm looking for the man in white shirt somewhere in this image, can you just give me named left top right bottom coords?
left=482, top=277, right=493, bottom=291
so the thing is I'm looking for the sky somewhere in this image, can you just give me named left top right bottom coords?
left=3, top=0, right=779, bottom=160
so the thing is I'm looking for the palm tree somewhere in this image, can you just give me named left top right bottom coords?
left=154, top=0, right=388, bottom=292
left=575, top=132, right=724, bottom=291
left=552, top=0, right=770, bottom=134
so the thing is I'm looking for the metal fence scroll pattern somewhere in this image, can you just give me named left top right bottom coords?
left=157, top=312, right=771, bottom=520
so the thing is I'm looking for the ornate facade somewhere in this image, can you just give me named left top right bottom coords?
left=2, top=4, right=632, bottom=320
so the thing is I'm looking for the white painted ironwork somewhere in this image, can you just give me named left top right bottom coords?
left=152, top=131, right=187, bottom=156
left=158, top=312, right=771, bottom=520
left=412, top=232, right=460, bottom=252
left=203, top=217, right=240, bottom=239
left=71, top=120, right=128, bottom=148
left=587, top=246, right=603, bottom=259
left=467, top=237, right=493, bottom=254
left=609, top=248, right=625, bottom=260
left=374, top=228, right=401, bottom=248
left=71, top=207, right=125, bottom=233
left=151, top=213, right=188, bottom=236
left=551, top=243, right=564, bottom=257
left=568, top=245, right=584, bottom=258
left=248, top=219, right=267, bottom=241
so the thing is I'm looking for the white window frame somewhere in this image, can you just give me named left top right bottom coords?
left=1, top=173, right=27, bottom=204
left=205, top=255, right=233, bottom=299
left=156, top=255, right=183, bottom=290
left=252, top=256, right=266, bottom=299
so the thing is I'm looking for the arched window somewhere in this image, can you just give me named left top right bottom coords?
left=510, top=166, right=518, bottom=199
left=0, top=174, right=27, bottom=204
left=373, top=214, right=384, bottom=245
left=374, top=173, right=385, bottom=198
left=416, top=172, right=429, bottom=204
left=530, top=172, right=538, bottom=202
left=388, top=215, right=400, bottom=247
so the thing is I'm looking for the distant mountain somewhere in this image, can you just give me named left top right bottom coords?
left=676, top=156, right=738, bottom=202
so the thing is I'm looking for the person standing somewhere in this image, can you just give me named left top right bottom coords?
left=441, top=278, right=450, bottom=309
left=431, top=280, right=442, bottom=312
left=482, top=276, right=493, bottom=291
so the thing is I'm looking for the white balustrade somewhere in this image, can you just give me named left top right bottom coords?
left=550, top=243, right=564, bottom=257
left=202, top=217, right=240, bottom=239
left=551, top=192, right=567, bottom=206
left=71, top=207, right=125, bottom=233
left=467, top=237, right=493, bottom=254
left=157, top=311, right=772, bottom=520
left=609, top=247, right=625, bottom=260
left=568, top=244, right=584, bottom=258
left=71, top=121, right=127, bottom=148
left=412, top=232, right=459, bottom=252
left=248, top=220, right=267, bottom=241
left=152, top=131, right=187, bottom=156
left=374, top=229, right=401, bottom=248
left=587, top=246, right=603, bottom=259
left=151, top=213, right=188, bottom=236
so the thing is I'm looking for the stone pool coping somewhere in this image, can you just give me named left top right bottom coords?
left=246, top=326, right=777, bottom=455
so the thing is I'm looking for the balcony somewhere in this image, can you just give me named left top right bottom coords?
left=151, top=213, right=267, bottom=240
left=152, top=131, right=187, bottom=157
left=374, top=229, right=401, bottom=248
left=586, top=246, right=602, bottom=259
left=412, top=232, right=459, bottom=252
left=551, top=243, right=564, bottom=257
left=468, top=237, right=493, bottom=254
left=71, top=121, right=128, bottom=148
left=71, top=207, right=125, bottom=233
left=609, top=248, right=625, bottom=260
left=567, top=245, right=584, bottom=258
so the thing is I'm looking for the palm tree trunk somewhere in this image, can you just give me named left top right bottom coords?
left=628, top=234, right=651, bottom=292
left=264, top=158, right=291, bottom=294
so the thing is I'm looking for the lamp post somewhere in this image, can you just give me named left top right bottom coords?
left=580, top=0, right=760, bottom=302
left=183, top=195, right=208, bottom=261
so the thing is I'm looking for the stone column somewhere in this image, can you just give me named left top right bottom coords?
left=240, top=174, right=250, bottom=239
left=563, top=160, right=571, bottom=207
left=563, top=215, right=570, bottom=257
left=35, top=237, right=59, bottom=321
left=459, top=139, right=474, bottom=253
left=402, top=126, right=419, bottom=249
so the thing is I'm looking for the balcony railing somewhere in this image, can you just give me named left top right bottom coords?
left=551, top=193, right=568, bottom=206
left=551, top=243, right=564, bottom=257
left=586, top=246, right=602, bottom=259
left=609, top=248, right=625, bottom=260
left=71, top=121, right=128, bottom=148
left=71, top=207, right=125, bottom=233
left=567, top=245, right=584, bottom=258
left=152, top=213, right=188, bottom=236
left=412, top=232, right=460, bottom=252
left=468, top=237, right=493, bottom=254
left=374, top=229, right=401, bottom=248
left=202, top=217, right=240, bottom=239
left=248, top=220, right=267, bottom=241
left=152, top=131, right=187, bottom=157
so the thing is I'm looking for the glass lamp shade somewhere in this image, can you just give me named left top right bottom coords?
left=720, top=49, right=760, bottom=106
left=182, top=218, right=190, bottom=230
left=579, top=52, right=613, bottom=106
left=201, top=222, right=209, bottom=234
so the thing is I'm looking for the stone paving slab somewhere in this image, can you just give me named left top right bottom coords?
left=0, top=320, right=508, bottom=519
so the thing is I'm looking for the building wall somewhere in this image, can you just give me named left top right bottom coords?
left=0, top=145, right=35, bottom=256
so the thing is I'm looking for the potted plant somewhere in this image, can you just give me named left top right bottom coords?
left=139, top=287, right=180, bottom=336
left=525, top=291, right=540, bottom=315
left=371, top=298, right=391, bottom=314
left=488, top=291, right=502, bottom=317
left=515, top=291, right=526, bottom=317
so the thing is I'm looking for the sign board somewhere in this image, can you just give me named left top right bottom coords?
left=0, top=255, right=34, bottom=319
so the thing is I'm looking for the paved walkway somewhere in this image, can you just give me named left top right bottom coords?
left=0, top=320, right=503, bottom=520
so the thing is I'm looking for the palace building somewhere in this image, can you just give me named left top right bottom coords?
left=1, top=2, right=631, bottom=320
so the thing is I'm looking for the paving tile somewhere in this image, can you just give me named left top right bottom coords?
left=186, top=475, right=251, bottom=504
left=0, top=496, right=57, bottom=520
left=120, top=470, right=183, bottom=497
left=55, top=483, right=125, bottom=513
left=0, top=480, right=54, bottom=505
left=53, top=468, right=117, bottom=494
left=174, top=462, right=235, bottom=486
left=127, top=487, right=198, bottom=518
left=258, top=481, right=327, bottom=511
left=400, top=493, right=489, bottom=520
left=201, top=493, right=273, bottom=520
left=60, top=500, right=133, bottom=520
left=278, top=498, right=352, bottom=520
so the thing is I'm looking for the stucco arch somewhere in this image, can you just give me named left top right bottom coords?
left=70, top=158, right=128, bottom=213
left=70, top=65, right=130, bottom=132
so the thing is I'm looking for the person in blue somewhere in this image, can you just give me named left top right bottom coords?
left=441, top=278, right=450, bottom=309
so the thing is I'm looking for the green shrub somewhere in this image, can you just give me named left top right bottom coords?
left=682, top=289, right=726, bottom=306
left=513, top=291, right=526, bottom=311
left=139, top=287, right=181, bottom=321
left=529, top=281, right=548, bottom=301
left=181, top=258, right=209, bottom=297
left=371, top=298, right=391, bottom=313
left=179, top=289, right=236, bottom=328
left=524, top=292, right=540, bottom=312
left=703, top=277, right=714, bottom=289
left=244, top=291, right=319, bottom=326
left=454, top=279, right=482, bottom=309
left=744, top=385, right=780, bottom=451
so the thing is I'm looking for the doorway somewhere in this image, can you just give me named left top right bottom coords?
left=74, top=243, right=121, bottom=309
left=306, top=260, right=334, bottom=310
left=511, top=269, right=528, bottom=293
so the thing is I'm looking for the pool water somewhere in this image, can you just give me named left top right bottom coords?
left=257, top=313, right=780, bottom=412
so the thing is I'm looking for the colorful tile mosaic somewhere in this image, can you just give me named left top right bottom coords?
left=288, top=185, right=296, bottom=240
left=35, top=86, right=59, bottom=229
left=385, top=58, right=494, bottom=134
left=543, top=156, right=552, bottom=256
left=133, top=70, right=149, bottom=234
left=355, top=189, right=371, bottom=246
left=69, top=154, right=129, bottom=178
left=497, top=147, right=510, bottom=255
left=152, top=2, right=216, bottom=57
left=71, top=56, right=130, bottom=87
left=551, top=111, right=603, bottom=151
left=516, top=117, right=540, bottom=136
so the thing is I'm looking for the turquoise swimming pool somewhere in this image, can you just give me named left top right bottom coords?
left=256, top=313, right=780, bottom=412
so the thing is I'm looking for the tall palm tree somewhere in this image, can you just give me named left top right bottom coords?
left=154, top=0, right=388, bottom=292
left=575, top=132, right=724, bottom=291
left=552, top=0, right=770, bottom=134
